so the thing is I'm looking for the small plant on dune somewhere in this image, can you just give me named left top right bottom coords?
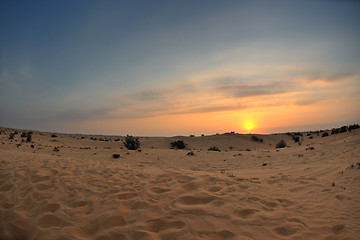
left=51, top=133, right=57, bottom=138
left=251, top=135, right=259, bottom=141
left=276, top=139, right=287, bottom=149
left=331, top=128, right=339, bottom=135
left=340, top=126, right=348, bottom=133
left=124, top=135, right=140, bottom=150
left=26, top=132, right=32, bottom=142
left=208, top=146, right=220, bottom=152
left=251, top=135, right=264, bottom=143
left=187, top=151, right=195, bottom=156
left=9, top=132, right=14, bottom=140
left=348, top=124, right=359, bottom=131
left=170, top=140, right=186, bottom=149
left=292, top=135, right=300, bottom=143
left=322, top=132, right=329, bottom=137
left=21, top=132, right=27, bottom=138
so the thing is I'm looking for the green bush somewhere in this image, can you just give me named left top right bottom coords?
left=208, top=146, right=220, bottom=152
left=9, top=132, right=14, bottom=140
left=322, top=132, right=329, bottom=137
left=170, top=140, right=186, bottom=149
left=340, top=126, right=347, bottom=133
left=124, top=135, right=140, bottom=150
left=348, top=124, right=359, bottom=131
left=26, top=132, right=32, bottom=142
left=276, top=139, right=287, bottom=148
left=21, top=132, right=27, bottom=138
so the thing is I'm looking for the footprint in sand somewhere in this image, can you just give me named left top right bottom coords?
left=142, top=218, right=186, bottom=232
left=149, top=187, right=171, bottom=194
left=234, top=209, right=259, bottom=219
left=44, top=203, right=61, bottom=212
left=94, top=232, right=127, bottom=240
left=174, top=175, right=194, bottom=183
left=273, top=226, right=299, bottom=237
left=176, top=194, right=216, bottom=205
left=207, top=185, right=222, bottom=192
left=31, top=175, right=50, bottom=183
left=130, top=200, right=150, bottom=209
left=0, top=183, right=13, bottom=191
left=100, top=215, right=127, bottom=229
left=35, top=183, right=53, bottom=191
left=1, top=202, right=14, bottom=209
left=36, top=213, right=71, bottom=228
left=117, top=192, right=138, bottom=200
left=216, top=230, right=236, bottom=239
left=335, top=195, right=350, bottom=200
left=68, top=200, right=87, bottom=208
left=332, top=224, right=345, bottom=234
left=181, top=181, right=200, bottom=191
left=277, top=199, right=294, bottom=207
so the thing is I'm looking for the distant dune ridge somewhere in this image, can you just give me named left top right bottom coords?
left=0, top=125, right=359, bottom=239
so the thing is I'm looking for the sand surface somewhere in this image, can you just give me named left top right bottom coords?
left=0, top=127, right=359, bottom=240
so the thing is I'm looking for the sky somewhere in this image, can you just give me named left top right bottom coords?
left=1, top=0, right=360, bottom=136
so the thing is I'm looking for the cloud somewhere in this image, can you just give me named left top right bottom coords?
left=55, top=108, right=114, bottom=121
left=295, top=98, right=322, bottom=106
left=109, top=77, right=294, bottom=118
left=214, top=83, right=288, bottom=98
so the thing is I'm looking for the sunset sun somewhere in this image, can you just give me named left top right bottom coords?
left=244, top=121, right=254, bottom=132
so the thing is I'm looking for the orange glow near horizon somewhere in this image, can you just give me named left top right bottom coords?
left=65, top=94, right=360, bottom=137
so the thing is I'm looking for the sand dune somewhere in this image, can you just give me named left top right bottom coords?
left=0, top=127, right=359, bottom=239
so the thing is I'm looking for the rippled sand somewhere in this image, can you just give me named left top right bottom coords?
left=1, top=127, right=359, bottom=239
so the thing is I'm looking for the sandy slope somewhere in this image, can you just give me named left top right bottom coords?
left=0, top=127, right=359, bottom=240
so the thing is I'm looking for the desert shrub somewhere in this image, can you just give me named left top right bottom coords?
left=112, top=154, right=120, bottom=159
left=124, top=135, right=140, bottom=150
left=187, top=151, right=195, bottom=156
left=208, top=146, right=220, bottom=152
left=322, top=132, right=329, bottom=137
left=340, top=126, right=347, bottom=133
left=26, top=132, right=32, bottom=142
left=331, top=128, right=339, bottom=135
left=9, top=133, right=14, bottom=140
left=170, top=140, right=186, bottom=149
left=51, top=133, right=57, bottom=138
left=251, top=135, right=259, bottom=141
left=348, top=124, right=359, bottom=131
left=189, top=134, right=195, bottom=137
left=276, top=139, right=287, bottom=148
left=309, top=136, right=313, bottom=139
left=292, top=136, right=300, bottom=143
left=21, top=132, right=27, bottom=138
left=251, top=135, right=264, bottom=142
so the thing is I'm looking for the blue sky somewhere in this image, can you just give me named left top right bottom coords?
left=1, top=0, right=360, bottom=136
